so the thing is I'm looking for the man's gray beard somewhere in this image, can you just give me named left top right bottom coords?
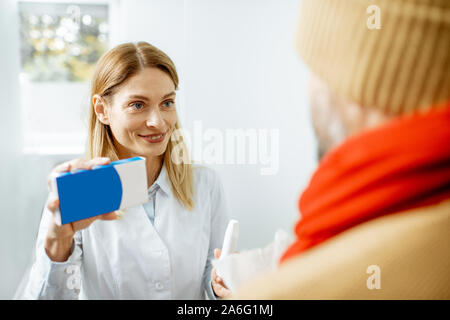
left=313, top=106, right=348, bottom=162
left=308, top=73, right=351, bottom=162
left=317, top=143, right=328, bottom=162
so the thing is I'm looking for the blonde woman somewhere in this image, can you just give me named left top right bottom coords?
left=21, top=42, right=230, bottom=299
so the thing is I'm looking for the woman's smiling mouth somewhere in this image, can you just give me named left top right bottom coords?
left=138, top=132, right=166, bottom=143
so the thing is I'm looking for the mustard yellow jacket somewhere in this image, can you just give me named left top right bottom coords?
left=233, top=200, right=450, bottom=299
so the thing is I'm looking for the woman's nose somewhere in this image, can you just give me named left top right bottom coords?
left=145, top=108, right=165, bottom=128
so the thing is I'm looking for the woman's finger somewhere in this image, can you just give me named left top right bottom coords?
left=98, top=211, right=118, bottom=221
left=47, top=197, right=59, bottom=213
left=216, top=276, right=226, bottom=287
left=53, top=161, right=71, bottom=173
left=86, top=157, right=111, bottom=169
left=212, top=268, right=227, bottom=289
left=211, top=267, right=231, bottom=298
left=69, top=158, right=93, bottom=172
left=214, top=248, right=221, bottom=259
left=47, top=162, right=70, bottom=190
left=212, top=281, right=231, bottom=298
left=65, top=157, right=110, bottom=173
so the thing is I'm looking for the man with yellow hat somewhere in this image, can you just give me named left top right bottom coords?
left=234, top=0, right=450, bottom=299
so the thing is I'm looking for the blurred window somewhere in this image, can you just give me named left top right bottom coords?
left=19, top=1, right=109, bottom=82
left=18, top=1, right=113, bottom=154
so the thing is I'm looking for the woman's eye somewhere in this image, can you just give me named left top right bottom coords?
left=131, top=102, right=144, bottom=110
left=162, top=100, right=174, bottom=108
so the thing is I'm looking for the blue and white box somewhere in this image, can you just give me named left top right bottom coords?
left=50, top=157, right=148, bottom=225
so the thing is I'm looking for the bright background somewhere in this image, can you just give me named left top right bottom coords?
left=0, top=0, right=317, bottom=299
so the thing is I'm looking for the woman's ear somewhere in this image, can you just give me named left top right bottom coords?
left=93, top=94, right=110, bottom=125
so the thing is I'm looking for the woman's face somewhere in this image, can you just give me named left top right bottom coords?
left=97, top=67, right=178, bottom=159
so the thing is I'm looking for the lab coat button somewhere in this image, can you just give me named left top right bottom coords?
left=155, top=282, right=163, bottom=290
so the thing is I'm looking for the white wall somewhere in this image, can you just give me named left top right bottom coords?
left=0, top=0, right=23, bottom=300
left=21, top=81, right=89, bottom=153
left=117, top=0, right=317, bottom=249
left=0, top=0, right=58, bottom=300
left=184, top=0, right=317, bottom=249
left=0, top=0, right=317, bottom=298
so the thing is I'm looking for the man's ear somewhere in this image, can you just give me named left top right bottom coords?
left=93, top=94, right=110, bottom=125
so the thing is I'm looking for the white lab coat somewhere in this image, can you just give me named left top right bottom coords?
left=20, top=164, right=229, bottom=299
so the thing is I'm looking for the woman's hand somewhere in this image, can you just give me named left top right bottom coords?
left=211, top=248, right=231, bottom=299
left=45, top=157, right=119, bottom=262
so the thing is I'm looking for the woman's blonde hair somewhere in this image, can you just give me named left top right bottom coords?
left=86, top=41, right=194, bottom=210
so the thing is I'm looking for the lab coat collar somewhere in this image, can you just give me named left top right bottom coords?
left=151, top=161, right=170, bottom=196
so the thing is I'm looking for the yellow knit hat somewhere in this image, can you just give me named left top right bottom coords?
left=295, top=0, right=450, bottom=115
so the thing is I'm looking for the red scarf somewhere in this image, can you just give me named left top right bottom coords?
left=281, top=104, right=450, bottom=263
